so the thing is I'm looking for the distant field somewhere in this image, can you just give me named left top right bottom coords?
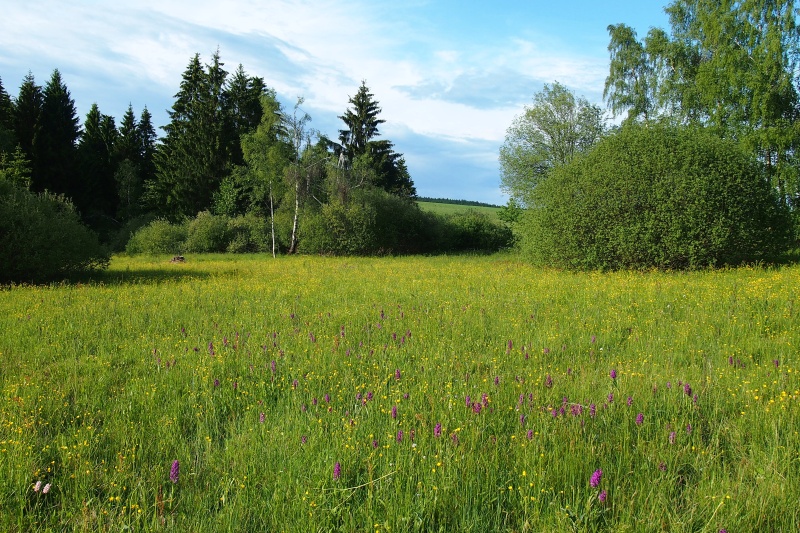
left=416, top=200, right=502, bottom=219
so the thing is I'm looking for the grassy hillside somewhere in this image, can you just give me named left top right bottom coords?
left=416, top=200, right=502, bottom=219
left=1, top=254, right=799, bottom=531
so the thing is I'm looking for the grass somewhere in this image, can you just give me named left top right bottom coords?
left=1, top=253, right=799, bottom=531
left=416, top=200, right=501, bottom=220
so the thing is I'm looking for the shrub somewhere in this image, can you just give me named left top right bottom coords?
left=183, top=211, right=230, bottom=253
left=443, top=210, right=514, bottom=252
left=226, top=214, right=271, bottom=253
left=521, top=123, right=792, bottom=270
left=0, top=181, right=109, bottom=283
left=125, top=219, right=187, bottom=255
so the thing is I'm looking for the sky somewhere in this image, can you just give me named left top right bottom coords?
left=0, top=1, right=670, bottom=204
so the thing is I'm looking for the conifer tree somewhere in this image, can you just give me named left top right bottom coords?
left=77, top=103, right=118, bottom=224
left=0, top=77, right=15, bottom=155
left=335, top=81, right=415, bottom=198
left=33, top=69, right=80, bottom=198
left=150, top=52, right=230, bottom=218
left=13, top=72, right=42, bottom=167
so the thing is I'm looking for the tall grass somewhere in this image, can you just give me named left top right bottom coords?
left=1, top=254, right=798, bottom=531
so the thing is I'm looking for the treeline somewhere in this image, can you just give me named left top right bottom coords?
left=0, top=52, right=511, bottom=281
left=500, top=0, right=800, bottom=270
left=417, top=197, right=501, bottom=208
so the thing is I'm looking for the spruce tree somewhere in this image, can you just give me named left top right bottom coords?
left=34, top=69, right=80, bottom=198
left=223, top=64, right=267, bottom=167
left=336, top=81, right=415, bottom=198
left=77, top=103, right=118, bottom=224
left=150, top=52, right=230, bottom=218
left=0, top=77, right=15, bottom=155
left=13, top=72, right=42, bottom=167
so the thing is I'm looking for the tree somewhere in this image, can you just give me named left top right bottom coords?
left=604, top=1, right=800, bottom=206
left=13, top=72, right=42, bottom=170
left=77, top=103, right=118, bottom=225
left=33, top=69, right=80, bottom=199
left=499, top=82, right=604, bottom=206
left=334, top=81, right=415, bottom=198
left=0, top=77, right=15, bottom=155
left=240, top=91, right=291, bottom=256
left=150, top=52, right=230, bottom=218
left=223, top=64, right=267, bottom=167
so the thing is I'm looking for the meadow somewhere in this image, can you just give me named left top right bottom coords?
left=1, top=254, right=798, bottom=531
left=416, top=200, right=502, bottom=220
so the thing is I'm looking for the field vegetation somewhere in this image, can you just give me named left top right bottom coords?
left=1, top=254, right=798, bottom=531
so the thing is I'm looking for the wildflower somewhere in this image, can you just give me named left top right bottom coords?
left=395, top=369, right=401, bottom=380
left=292, top=379, right=299, bottom=389
left=366, top=391, right=373, bottom=401
left=627, top=396, right=633, bottom=407
left=324, top=394, right=330, bottom=403
left=520, top=414, right=526, bottom=426
left=208, top=342, right=215, bottom=356
left=372, top=439, right=378, bottom=448
left=607, top=393, right=614, bottom=403
left=636, top=413, right=644, bottom=426
left=397, top=430, right=403, bottom=443
left=543, top=347, right=550, bottom=355
left=773, top=359, right=780, bottom=368
left=527, top=429, right=534, bottom=440
left=686, top=424, right=692, bottom=434
left=610, top=369, right=617, bottom=380
left=589, top=404, right=596, bottom=417
left=666, top=381, right=671, bottom=389
left=391, top=405, right=397, bottom=419
left=598, top=490, right=607, bottom=502
left=33, top=481, right=41, bottom=492
left=544, top=374, right=553, bottom=388
left=482, top=393, right=489, bottom=407
left=590, top=469, right=602, bottom=488
left=270, top=360, right=276, bottom=373
left=465, top=395, right=471, bottom=407
left=333, top=462, right=341, bottom=480
left=434, top=423, right=442, bottom=438
left=170, top=460, right=180, bottom=484
left=591, top=335, right=597, bottom=344
left=473, top=403, right=482, bottom=414
left=301, top=435, right=307, bottom=444
left=506, top=339, right=513, bottom=354
left=312, top=397, right=318, bottom=406
left=451, top=433, right=459, bottom=445
left=658, top=461, right=667, bottom=472
left=684, top=383, right=692, bottom=397
left=309, top=332, right=316, bottom=343
left=213, top=379, right=220, bottom=388
left=259, top=412, right=265, bottom=423
left=42, top=483, right=51, bottom=494
left=669, top=431, right=676, bottom=444
left=494, top=376, right=500, bottom=386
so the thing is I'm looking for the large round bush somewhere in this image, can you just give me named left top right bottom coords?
left=0, top=182, right=109, bottom=282
left=521, top=123, right=792, bottom=270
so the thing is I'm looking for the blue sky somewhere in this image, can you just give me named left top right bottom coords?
left=0, top=1, right=670, bottom=204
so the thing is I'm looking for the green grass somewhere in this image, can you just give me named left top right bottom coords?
left=1, top=254, right=799, bottom=531
left=416, top=200, right=501, bottom=220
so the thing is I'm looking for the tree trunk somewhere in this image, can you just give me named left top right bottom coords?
left=289, top=178, right=300, bottom=254
left=269, top=183, right=276, bottom=258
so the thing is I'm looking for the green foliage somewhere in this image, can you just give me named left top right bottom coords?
left=183, top=211, right=231, bottom=253
left=125, top=219, right=187, bottom=255
left=521, top=123, right=792, bottom=270
left=500, top=82, right=604, bottom=206
left=0, top=180, right=109, bottom=282
left=225, top=213, right=270, bottom=253
left=442, top=210, right=514, bottom=252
